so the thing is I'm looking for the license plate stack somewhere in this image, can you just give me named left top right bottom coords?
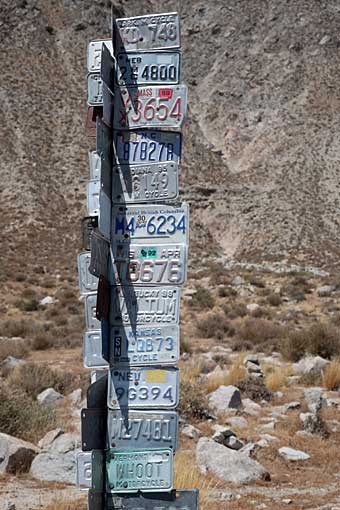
left=77, top=9, right=198, bottom=510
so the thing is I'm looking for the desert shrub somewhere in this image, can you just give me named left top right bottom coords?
left=7, top=363, right=77, bottom=398
left=22, top=288, right=37, bottom=299
left=190, top=287, right=215, bottom=310
left=282, top=276, right=311, bottom=300
left=236, top=318, right=283, bottom=351
left=0, top=318, right=39, bottom=338
left=0, top=338, right=30, bottom=363
left=197, top=313, right=235, bottom=340
left=280, top=330, right=307, bottom=362
left=180, top=335, right=193, bottom=354
left=0, top=385, right=56, bottom=443
left=265, top=368, right=287, bottom=391
left=299, top=371, right=322, bottom=386
left=322, top=361, right=340, bottom=390
left=236, top=377, right=273, bottom=402
left=248, top=276, right=266, bottom=288
left=266, top=293, right=282, bottom=307
left=31, top=334, right=52, bottom=351
left=281, top=323, right=340, bottom=361
left=208, top=263, right=231, bottom=286
left=179, top=378, right=210, bottom=419
left=218, top=286, right=237, bottom=298
left=225, top=303, right=247, bottom=319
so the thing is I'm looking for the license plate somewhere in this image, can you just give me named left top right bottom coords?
left=112, top=162, right=178, bottom=204
left=78, top=252, right=98, bottom=294
left=116, top=52, right=180, bottom=86
left=87, top=39, right=113, bottom=72
left=88, top=73, right=103, bottom=106
left=89, top=151, right=101, bottom=180
left=113, top=85, right=187, bottom=129
left=106, top=490, right=199, bottom=510
left=85, top=293, right=100, bottom=330
left=83, top=330, right=109, bottom=369
left=112, top=204, right=188, bottom=245
left=110, top=244, right=187, bottom=286
left=110, top=286, right=180, bottom=325
left=114, top=130, right=182, bottom=166
left=108, top=367, right=179, bottom=410
left=109, top=324, right=179, bottom=365
left=87, top=179, right=100, bottom=215
left=76, top=451, right=92, bottom=490
left=108, top=410, right=178, bottom=451
left=114, top=13, right=180, bottom=52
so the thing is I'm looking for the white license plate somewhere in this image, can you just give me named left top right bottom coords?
left=88, top=73, right=103, bottom=106
left=112, top=203, right=189, bottom=245
left=87, top=179, right=100, bottom=215
left=88, top=151, right=101, bottom=180
left=76, top=451, right=92, bottom=490
left=116, top=52, right=180, bottom=86
left=110, top=286, right=180, bottom=325
left=113, top=85, right=187, bottom=129
left=108, top=410, right=178, bottom=451
left=114, top=13, right=180, bottom=52
left=83, top=330, right=109, bottom=369
left=108, top=367, right=179, bottom=410
left=110, top=324, right=179, bottom=365
left=110, top=244, right=187, bottom=286
left=87, top=39, right=113, bottom=72
left=114, top=130, right=182, bottom=166
left=78, top=252, right=98, bottom=294
left=106, top=449, right=173, bottom=493
left=85, top=293, right=100, bottom=330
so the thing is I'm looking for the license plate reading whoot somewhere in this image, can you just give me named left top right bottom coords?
left=113, top=85, right=187, bottom=130
left=107, top=410, right=178, bottom=451
left=114, top=131, right=182, bottom=166
left=110, top=286, right=180, bottom=325
left=116, top=52, right=180, bottom=86
left=110, top=324, right=179, bottom=365
left=108, top=367, right=179, bottom=410
left=114, top=13, right=180, bottom=52
left=112, top=204, right=189, bottom=245
left=110, top=244, right=187, bottom=286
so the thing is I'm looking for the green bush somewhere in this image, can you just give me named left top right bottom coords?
left=190, top=287, right=215, bottom=310
left=266, top=293, right=282, bottom=307
left=178, top=379, right=210, bottom=419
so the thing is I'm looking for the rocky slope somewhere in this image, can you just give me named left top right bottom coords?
left=1, top=0, right=340, bottom=282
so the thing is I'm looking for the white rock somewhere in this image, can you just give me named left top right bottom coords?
left=282, top=499, right=293, bottom=505
left=260, top=434, right=278, bottom=443
left=227, top=416, right=248, bottom=429
left=0, top=433, right=39, bottom=474
left=182, top=424, right=201, bottom=440
left=5, top=501, right=16, bottom=510
left=259, top=421, right=275, bottom=431
left=0, top=356, right=25, bottom=370
left=50, top=433, right=80, bottom=453
left=232, top=276, right=245, bottom=286
left=303, top=387, right=326, bottom=413
left=293, top=356, right=329, bottom=375
left=317, top=284, right=335, bottom=296
left=246, top=303, right=259, bottom=313
left=279, top=447, right=310, bottom=461
left=256, top=439, right=269, bottom=448
left=226, top=435, right=244, bottom=450
left=212, top=425, right=236, bottom=445
left=242, top=398, right=261, bottom=416
left=39, top=296, right=57, bottom=306
left=196, top=437, right=269, bottom=484
left=37, top=388, right=64, bottom=406
left=30, top=451, right=77, bottom=483
left=67, top=388, right=82, bottom=405
left=246, top=361, right=262, bottom=374
left=208, top=385, right=242, bottom=414
left=244, top=354, right=259, bottom=364
left=38, top=428, right=64, bottom=450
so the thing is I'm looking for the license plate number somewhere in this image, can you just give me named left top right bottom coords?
left=114, top=130, right=182, bottom=165
left=88, top=73, right=103, bottom=106
left=112, top=204, right=189, bottom=245
left=117, top=52, right=180, bottom=86
left=106, top=449, right=173, bottom=493
left=78, top=252, right=98, bottom=294
left=108, top=367, right=179, bottom=410
left=110, top=244, right=187, bottom=286
left=110, top=286, right=180, bottom=325
left=110, top=324, right=179, bottom=365
left=113, top=85, right=187, bottom=129
left=87, top=39, right=113, bottom=72
left=114, top=13, right=180, bottom=52
left=108, top=410, right=178, bottom=451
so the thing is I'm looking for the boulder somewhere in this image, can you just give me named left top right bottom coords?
left=39, top=296, right=57, bottom=306
left=182, top=424, right=201, bottom=440
left=242, top=398, right=261, bottom=416
left=303, top=387, right=326, bottom=413
left=208, top=385, right=242, bottom=414
left=227, top=416, right=248, bottom=429
left=50, top=433, right=80, bottom=453
left=197, top=437, right=270, bottom=484
left=226, top=435, right=244, bottom=450
left=0, top=356, right=25, bottom=371
left=244, top=354, right=259, bottom=365
left=37, top=388, right=64, bottom=406
left=0, top=432, right=39, bottom=474
left=67, top=388, right=82, bottom=405
left=316, top=285, right=335, bottom=297
left=293, top=356, right=329, bottom=375
left=279, top=447, right=310, bottom=461
left=212, top=425, right=236, bottom=445
left=38, top=428, right=64, bottom=450
left=299, top=412, right=328, bottom=437
left=30, top=451, right=77, bottom=484
left=246, top=303, right=259, bottom=313
left=232, top=276, right=245, bottom=286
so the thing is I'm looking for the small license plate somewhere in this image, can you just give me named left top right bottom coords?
left=114, top=13, right=180, bottom=52
left=112, top=204, right=189, bottom=245
left=76, top=451, right=92, bottom=490
left=87, top=39, right=113, bottom=73
left=113, top=85, right=187, bottom=130
left=110, top=286, right=180, bottom=325
left=83, top=330, right=109, bottom=369
left=106, top=490, right=199, bottom=510
left=110, top=244, right=187, bottom=286
left=114, top=130, right=182, bottom=166
left=108, top=367, right=179, bottom=410
left=116, top=52, right=180, bottom=86
left=110, top=324, right=179, bottom=365
left=88, top=73, right=103, bottom=106
left=89, top=151, right=101, bottom=180
left=78, top=252, right=98, bottom=294
left=87, top=179, right=100, bottom=215
left=85, top=293, right=101, bottom=330
left=112, top=162, right=178, bottom=204
left=108, top=410, right=178, bottom=451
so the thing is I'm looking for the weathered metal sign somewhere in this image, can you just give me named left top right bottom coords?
left=106, top=490, right=199, bottom=509
left=85, top=292, right=100, bottom=330
left=89, top=151, right=101, bottom=180
left=78, top=251, right=98, bottom=294
left=107, top=410, right=178, bottom=451
left=113, top=85, right=187, bottom=130
left=114, top=13, right=180, bottom=52
left=116, top=52, right=180, bottom=86
left=96, top=275, right=110, bottom=321
left=89, top=229, right=110, bottom=278
left=110, top=286, right=180, bottom=325
left=112, top=203, right=189, bottom=245
left=106, top=448, right=173, bottom=493
left=88, top=73, right=103, bottom=106
left=101, top=42, right=115, bottom=93
left=81, top=216, right=98, bottom=251
left=109, top=324, right=179, bottom=366
left=110, top=244, right=187, bottom=286
left=108, top=367, right=179, bottom=410
left=81, top=408, right=107, bottom=451
left=114, top=130, right=182, bottom=166
left=87, top=39, right=113, bottom=73
left=87, top=368, right=108, bottom=409
left=83, top=330, right=109, bottom=368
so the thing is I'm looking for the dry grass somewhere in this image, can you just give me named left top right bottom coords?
left=44, top=497, right=87, bottom=510
left=203, top=370, right=231, bottom=393
left=265, top=367, right=287, bottom=391
left=0, top=337, right=30, bottom=363
left=322, top=360, right=340, bottom=390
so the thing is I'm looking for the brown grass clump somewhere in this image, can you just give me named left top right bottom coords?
left=203, top=370, right=231, bottom=393
left=265, top=368, right=287, bottom=391
left=196, top=313, right=235, bottom=340
left=44, top=497, right=87, bottom=510
left=190, top=286, right=215, bottom=310
left=235, top=318, right=283, bottom=352
left=281, top=322, right=340, bottom=362
left=0, top=338, right=30, bottom=363
left=322, top=361, right=340, bottom=390
left=179, top=361, right=211, bottom=419
left=266, top=293, right=282, bottom=307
